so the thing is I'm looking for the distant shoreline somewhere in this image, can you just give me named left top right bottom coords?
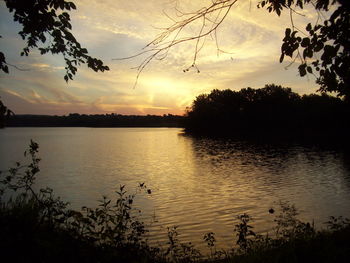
left=5, top=114, right=186, bottom=128
left=4, top=111, right=350, bottom=145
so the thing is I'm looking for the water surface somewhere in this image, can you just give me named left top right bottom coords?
left=1, top=127, right=350, bottom=250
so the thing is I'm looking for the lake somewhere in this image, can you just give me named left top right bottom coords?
left=1, top=127, right=350, bottom=251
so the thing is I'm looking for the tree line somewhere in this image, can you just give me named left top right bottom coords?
left=7, top=113, right=185, bottom=128
left=184, top=84, right=350, bottom=139
left=6, top=84, right=350, bottom=140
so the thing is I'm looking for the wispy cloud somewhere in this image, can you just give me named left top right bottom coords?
left=0, top=0, right=320, bottom=115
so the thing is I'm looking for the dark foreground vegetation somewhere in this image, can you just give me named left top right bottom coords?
left=185, top=84, right=350, bottom=140
left=6, top=113, right=185, bottom=128
left=1, top=142, right=350, bottom=263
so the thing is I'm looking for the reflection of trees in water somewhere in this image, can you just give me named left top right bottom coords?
left=189, top=137, right=293, bottom=172
left=180, top=134, right=350, bottom=230
left=339, top=150, right=350, bottom=189
left=182, top=135, right=350, bottom=194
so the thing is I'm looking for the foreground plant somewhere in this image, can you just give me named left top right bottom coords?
left=0, top=141, right=156, bottom=262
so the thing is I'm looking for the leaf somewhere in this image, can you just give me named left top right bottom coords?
left=314, top=41, right=324, bottom=52
left=303, top=48, right=313, bottom=59
left=301, top=38, right=310, bottom=48
left=70, top=2, right=76, bottom=9
left=0, top=51, right=6, bottom=61
left=306, top=23, right=312, bottom=31
left=276, top=8, right=281, bottom=16
left=39, top=48, right=46, bottom=55
left=279, top=53, right=285, bottom=63
left=54, top=21, right=62, bottom=27
left=299, top=64, right=307, bottom=77
left=285, top=28, right=291, bottom=37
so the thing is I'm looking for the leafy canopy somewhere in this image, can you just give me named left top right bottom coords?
left=258, top=0, right=350, bottom=99
left=0, top=0, right=109, bottom=82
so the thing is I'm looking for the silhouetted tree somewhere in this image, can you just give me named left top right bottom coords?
left=271, top=0, right=350, bottom=99
left=0, top=98, right=13, bottom=128
left=1, top=0, right=109, bottom=80
left=0, top=0, right=109, bottom=127
left=185, top=84, right=349, bottom=138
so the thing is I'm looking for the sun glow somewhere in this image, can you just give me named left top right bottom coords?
left=0, top=0, right=320, bottom=115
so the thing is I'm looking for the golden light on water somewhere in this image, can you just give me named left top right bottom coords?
left=1, top=128, right=346, bottom=251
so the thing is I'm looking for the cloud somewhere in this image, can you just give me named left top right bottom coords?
left=0, top=88, right=80, bottom=115
left=0, top=0, right=323, bottom=115
left=29, top=63, right=64, bottom=72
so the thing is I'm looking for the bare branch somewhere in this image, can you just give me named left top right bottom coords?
left=5, top=62, right=30, bottom=72
left=113, top=0, right=238, bottom=84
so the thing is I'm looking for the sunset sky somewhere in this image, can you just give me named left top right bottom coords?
left=0, top=0, right=324, bottom=115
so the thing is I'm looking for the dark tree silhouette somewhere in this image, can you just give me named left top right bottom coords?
left=0, top=0, right=109, bottom=80
left=0, top=0, right=109, bottom=127
left=185, top=84, right=349, bottom=139
left=272, top=0, right=350, bottom=99
left=0, top=99, right=13, bottom=128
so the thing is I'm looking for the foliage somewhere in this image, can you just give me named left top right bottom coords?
left=224, top=202, right=350, bottom=263
left=74, top=185, right=150, bottom=249
left=1, top=0, right=109, bottom=81
left=0, top=139, right=40, bottom=197
left=203, top=232, right=226, bottom=260
left=234, top=214, right=257, bottom=253
left=165, top=226, right=202, bottom=262
left=0, top=0, right=110, bottom=129
left=0, top=98, right=14, bottom=128
left=185, top=84, right=350, bottom=138
left=273, top=201, right=315, bottom=241
left=326, top=216, right=350, bottom=231
left=0, top=141, right=156, bottom=262
left=259, top=0, right=350, bottom=99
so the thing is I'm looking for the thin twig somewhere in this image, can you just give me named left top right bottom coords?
left=5, top=62, right=30, bottom=71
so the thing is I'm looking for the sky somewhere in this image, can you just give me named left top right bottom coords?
left=0, top=0, right=325, bottom=115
